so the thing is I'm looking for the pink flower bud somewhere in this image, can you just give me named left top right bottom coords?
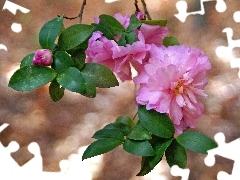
left=32, top=49, right=53, bottom=66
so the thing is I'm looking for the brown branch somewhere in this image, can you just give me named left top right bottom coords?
left=58, top=0, right=87, bottom=23
left=141, top=0, right=152, bottom=20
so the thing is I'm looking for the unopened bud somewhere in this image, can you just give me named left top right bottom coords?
left=32, top=49, right=53, bottom=66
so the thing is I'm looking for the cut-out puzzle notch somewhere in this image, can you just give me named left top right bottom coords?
left=205, top=132, right=240, bottom=180
left=175, top=0, right=227, bottom=22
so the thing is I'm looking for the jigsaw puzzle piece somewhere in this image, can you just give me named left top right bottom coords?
left=2, top=0, right=30, bottom=15
left=175, top=0, right=227, bottom=22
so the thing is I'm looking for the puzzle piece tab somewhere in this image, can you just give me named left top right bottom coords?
left=170, top=165, right=190, bottom=180
left=216, top=27, right=240, bottom=77
left=204, top=132, right=240, bottom=179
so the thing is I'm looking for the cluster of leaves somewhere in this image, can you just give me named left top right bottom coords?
left=8, top=14, right=179, bottom=102
left=83, top=105, right=217, bottom=175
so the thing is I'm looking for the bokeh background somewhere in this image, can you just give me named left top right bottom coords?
left=0, top=0, right=240, bottom=179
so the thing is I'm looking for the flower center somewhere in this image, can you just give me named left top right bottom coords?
left=174, top=79, right=184, bottom=96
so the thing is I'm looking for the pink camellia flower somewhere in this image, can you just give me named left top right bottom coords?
left=137, top=23, right=168, bottom=47
left=85, top=31, right=117, bottom=71
left=32, top=49, right=53, bottom=66
left=134, top=45, right=211, bottom=134
left=86, top=31, right=151, bottom=81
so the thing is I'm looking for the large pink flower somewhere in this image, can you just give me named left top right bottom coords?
left=134, top=45, right=211, bottom=134
left=85, top=31, right=151, bottom=81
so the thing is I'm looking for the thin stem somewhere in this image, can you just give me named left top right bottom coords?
left=141, top=0, right=152, bottom=20
left=58, top=0, right=87, bottom=23
left=134, top=0, right=140, bottom=13
left=79, top=0, right=87, bottom=23
left=133, top=111, right=138, bottom=121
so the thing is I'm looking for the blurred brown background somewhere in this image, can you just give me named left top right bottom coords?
left=0, top=0, right=240, bottom=179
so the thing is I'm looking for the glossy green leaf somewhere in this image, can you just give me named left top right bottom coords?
left=91, top=23, right=115, bottom=40
left=49, top=79, right=64, bottom=102
left=118, top=33, right=127, bottom=46
left=20, top=53, right=34, bottom=68
left=123, top=139, right=155, bottom=156
left=9, top=66, right=57, bottom=91
left=165, top=139, right=187, bottom=168
left=92, top=129, right=124, bottom=141
left=126, top=14, right=141, bottom=32
left=125, top=31, right=137, bottom=44
left=115, top=115, right=135, bottom=128
left=141, top=19, right=167, bottom=26
left=58, top=24, right=94, bottom=51
left=81, top=63, right=119, bottom=88
left=82, top=138, right=123, bottom=160
left=137, top=157, right=153, bottom=176
left=57, top=67, right=86, bottom=94
left=127, top=121, right=151, bottom=140
left=52, top=51, right=74, bottom=73
left=163, top=36, right=180, bottom=47
left=149, top=138, right=173, bottom=168
left=39, top=16, right=63, bottom=50
left=137, top=138, right=173, bottom=176
left=81, top=73, right=96, bottom=98
left=103, top=122, right=131, bottom=136
left=176, top=132, right=218, bottom=154
left=99, top=14, right=125, bottom=36
left=138, top=105, right=175, bottom=138
left=71, top=49, right=86, bottom=70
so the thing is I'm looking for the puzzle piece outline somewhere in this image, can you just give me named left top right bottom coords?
left=205, top=132, right=240, bottom=179
left=175, top=0, right=227, bottom=22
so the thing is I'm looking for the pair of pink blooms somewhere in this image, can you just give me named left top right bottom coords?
left=86, top=13, right=211, bottom=134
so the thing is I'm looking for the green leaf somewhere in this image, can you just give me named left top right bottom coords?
left=58, top=24, right=94, bottom=51
left=137, top=138, right=173, bottom=176
left=126, top=14, right=141, bottom=32
left=137, top=157, right=153, bottom=176
left=49, top=79, right=64, bottom=102
left=163, top=36, right=180, bottom=47
left=104, top=122, right=131, bottom=136
left=118, top=33, right=127, bottom=46
left=20, top=53, right=34, bottom=68
left=123, top=139, right=155, bottom=156
left=81, top=73, right=96, bottom=98
left=99, top=14, right=125, bottom=36
left=141, top=19, right=167, bottom=26
left=82, top=138, right=123, bottom=160
left=39, top=16, right=63, bottom=50
left=71, top=49, right=86, bottom=70
left=127, top=121, right=151, bottom=140
left=91, top=23, right=115, bottom=40
left=165, top=139, right=187, bottom=168
left=81, top=63, right=119, bottom=88
left=176, top=132, right=218, bottom=154
left=92, top=129, right=124, bottom=141
left=149, top=138, right=173, bottom=168
left=57, top=67, right=86, bottom=94
left=52, top=51, right=74, bottom=73
left=138, top=105, right=175, bottom=138
left=9, top=66, right=57, bottom=91
left=125, top=31, right=137, bottom=44
left=115, top=115, right=135, bottom=128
